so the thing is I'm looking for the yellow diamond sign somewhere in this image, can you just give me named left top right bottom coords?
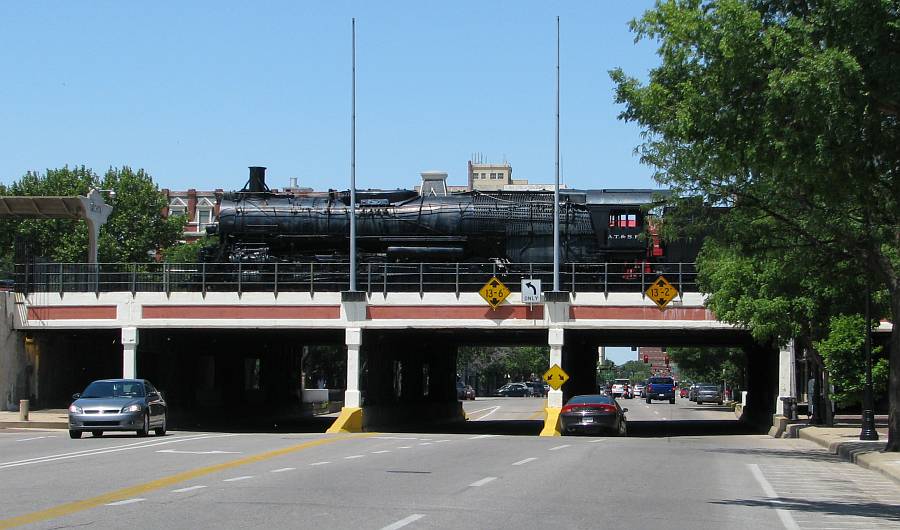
left=479, top=276, right=510, bottom=310
left=646, top=275, right=678, bottom=310
left=542, top=364, right=569, bottom=390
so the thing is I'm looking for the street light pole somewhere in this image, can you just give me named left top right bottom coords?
left=860, top=280, right=879, bottom=440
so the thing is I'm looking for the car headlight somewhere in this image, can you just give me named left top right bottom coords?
left=68, top=405, right=82, bottom=414
left=121, top=404, right=142, bottom=413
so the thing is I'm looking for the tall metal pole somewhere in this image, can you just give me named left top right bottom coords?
left=349, top=18, right=358, bottom=292
left=861, top=277, right=879, bottom=440
left=553, top=15, right=560, bottom=292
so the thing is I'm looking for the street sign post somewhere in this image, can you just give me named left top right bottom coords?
left=521, top=279, right=542, bottom=303
left=543, top=364, right=569, bottom=390
left=479, top=277, right=510, bottom=310
left=646, top=275, right=678, bottom=310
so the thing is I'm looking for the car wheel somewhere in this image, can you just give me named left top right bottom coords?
left=617, top=420, right=627, bottom=437
left=69, top=430, right=82, bottom=439
left=669, top=398, right=675, bottom=404
left=154, top=415, right=167, bottom=437
left=137, top=413, right=149, bottom=437
left=91, top=430, right=103, bottom=437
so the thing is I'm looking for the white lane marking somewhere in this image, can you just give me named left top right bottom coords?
left=380, top=514, right=426, bottom=530
left=469, top=477, right=497, bottom=487
left=511, top=458, right=537, bottom=466
left=372, top=450, right=391, bottom=454
left=465, top=406, right=500, bottom=415
left=397, top=446, right=412, bottom=449
left=15, top=436, right=56, bottom=442
left=468, top=434, right=497, bottom=440
left=653, top=411, right=660, bottom=415
left=157, top=450, right=240, bottom=455
left=747, top=464, right=799, bottom=530
left=0, top=433, right=237, bottom=470
left=549, top=444, right=570, bottom=451
left=309, top=461, right=331, bottom=466
left=472, top=406, right=501, bottom=420
left=344, top=455, right=365, bottom=459
left=435, top=439, right=451, bottom=443
left=172, top=485, right=207, bottom=493
left=106, top=498, right=145, bottom=506
left=418, top=442, right=433, bottom=446
left=587, top=439, right=604, bottom=443
left=223, top=475, right=253, bottom=482
left=270, top=467, right=295, bottom=473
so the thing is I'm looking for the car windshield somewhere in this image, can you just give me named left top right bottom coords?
left=614, top=379, right=630, bottom=385
left=700, top=385, right=719, bottom=391
left=567, top=395, right=614, bottom=405
left=80, top=381, right=145, bottom=398
left=649, top=377, right=674, bottom=385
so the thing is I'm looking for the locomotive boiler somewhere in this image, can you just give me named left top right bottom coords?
left=205, top=167, right=694, bottom=265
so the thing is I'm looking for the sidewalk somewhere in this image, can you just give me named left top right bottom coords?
left=790, top=425, right=900, bottom=486
left=0, top=409, right=68, bottom=430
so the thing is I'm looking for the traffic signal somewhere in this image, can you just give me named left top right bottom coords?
left=643, top=354, right=649, bottom=364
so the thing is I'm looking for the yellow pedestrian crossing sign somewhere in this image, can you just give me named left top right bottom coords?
left=479, top=277, right=510, bottom=310
left=543, top=364, right=569, bottom=390
left=646, top=275, right=678, bottom=310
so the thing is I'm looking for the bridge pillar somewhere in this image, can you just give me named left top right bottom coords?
left=775, top=339, right=796, bottom=416
left=327, top=327, right=364, bottom=433
left=121, top=327, right=138, bottom=379
left=541, top=328, right=565, bottom=437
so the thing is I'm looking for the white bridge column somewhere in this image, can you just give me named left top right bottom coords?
left=776, top=339, right=796, bottom=416
left=122, top=327, right=138, bottom=379
left=548, top=328, right=565, bottom=408
left=344, top=327, right=362, bottom=408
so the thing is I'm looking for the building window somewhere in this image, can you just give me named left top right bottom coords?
left=195, top=198, right=215, bottom=225
left=169, top=206, right=186, bottom=217
left=490, top=173, right=497, bottom=179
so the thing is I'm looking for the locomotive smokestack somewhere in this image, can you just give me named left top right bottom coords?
left=248, top=166, right=267, bottom=193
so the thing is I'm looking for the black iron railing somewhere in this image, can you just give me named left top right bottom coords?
left=12, top=262, right=699, bottom=297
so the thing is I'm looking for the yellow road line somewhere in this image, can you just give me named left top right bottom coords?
left=0, top=433, right=376, bottom=529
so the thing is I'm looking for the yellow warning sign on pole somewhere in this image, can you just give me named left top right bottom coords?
left=479, top=276, right=510, bottom=310
left=542, top=364, right=570, bottom=390
left=646, top=275, right=678, bottom=310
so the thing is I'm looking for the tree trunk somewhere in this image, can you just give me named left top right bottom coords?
left=887, top=290, right=900, bottom=451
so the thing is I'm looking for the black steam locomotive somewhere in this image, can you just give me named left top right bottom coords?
left=205, top=167, right=699, bottom=267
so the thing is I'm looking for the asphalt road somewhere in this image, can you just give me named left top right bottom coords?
left=1, top=397, right=899, bottom=530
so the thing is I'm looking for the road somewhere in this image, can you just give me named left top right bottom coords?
left=1, top=397, right=898, bottom=529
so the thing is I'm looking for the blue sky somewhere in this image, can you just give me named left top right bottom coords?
left=0, top=1, right=661, bottom=194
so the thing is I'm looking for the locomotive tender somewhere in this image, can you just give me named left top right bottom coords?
left=206, top=167, right=696, bottom=266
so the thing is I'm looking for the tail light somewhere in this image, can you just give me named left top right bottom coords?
left=561, top=404, right=616, bottom=413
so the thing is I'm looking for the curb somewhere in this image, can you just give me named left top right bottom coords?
left=798, top=428, right=899, bottom=486
left=0, top=421, right=68, bottom=429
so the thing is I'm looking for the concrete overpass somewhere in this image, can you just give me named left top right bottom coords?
left=0, top=263, right=788, bottom=435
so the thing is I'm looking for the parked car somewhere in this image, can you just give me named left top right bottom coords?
left=559, top=394, right=628, bottom=436
left=689, top=384, right=701, bottom=402
left=610, top=379, right=631, bottom=398
left=464, top=385, right=476, bottom=400
left=695, top=385, right=723, bottom=405
left=456, top=381, right=467, bottom=400
left=525, top=381, right=547, bottom=397
left=68, top=379, right=167, bottom=439
left=497, top=383, right=530, bottom=397
left=634, top=383, right=646, bottom=398
left=645, top=376, right=676, bottom=404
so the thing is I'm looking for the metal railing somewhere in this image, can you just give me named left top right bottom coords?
left=13, top=261, right=699, bottom=297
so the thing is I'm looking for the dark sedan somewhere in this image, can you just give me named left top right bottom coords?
left=560, top=394, right=628, bottom=436
left=68, top=379, right=167, bottom=438
left=497, top=383, right=530, bottom=397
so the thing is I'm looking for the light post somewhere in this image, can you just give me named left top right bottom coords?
left=860, top=282, right=879, bottom=440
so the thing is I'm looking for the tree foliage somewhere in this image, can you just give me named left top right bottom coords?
left=815, top=314, right=889, bottom=407
left=668, top=346, right=746, bottom=391
left=0, top=166, right=183, bottom=264
left=612, top=0, right=900, bottom=449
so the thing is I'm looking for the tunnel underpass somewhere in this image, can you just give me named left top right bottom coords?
left=22, top=326, right=779, bottom=437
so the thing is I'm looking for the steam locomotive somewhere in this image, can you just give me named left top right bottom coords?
left=204, top=167, right=699, bottom=267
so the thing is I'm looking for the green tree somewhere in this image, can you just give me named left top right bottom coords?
left=668, top=346, right=746, bottom=392
left=815, top=314, right=889, bottom=407
left=163, top=236, right=219, bottom=263
left=0, top=166, right=184, bottom=264
left=611, top=0, right=900, bottom=449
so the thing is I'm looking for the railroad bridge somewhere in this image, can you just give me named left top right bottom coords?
left=0, top=262, right=789, bottom=434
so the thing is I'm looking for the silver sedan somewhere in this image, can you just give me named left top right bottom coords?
left=68, top=379, right=167, bottom=438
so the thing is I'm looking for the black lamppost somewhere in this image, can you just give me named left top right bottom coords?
left=860, top=281, right=879, bottom=441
